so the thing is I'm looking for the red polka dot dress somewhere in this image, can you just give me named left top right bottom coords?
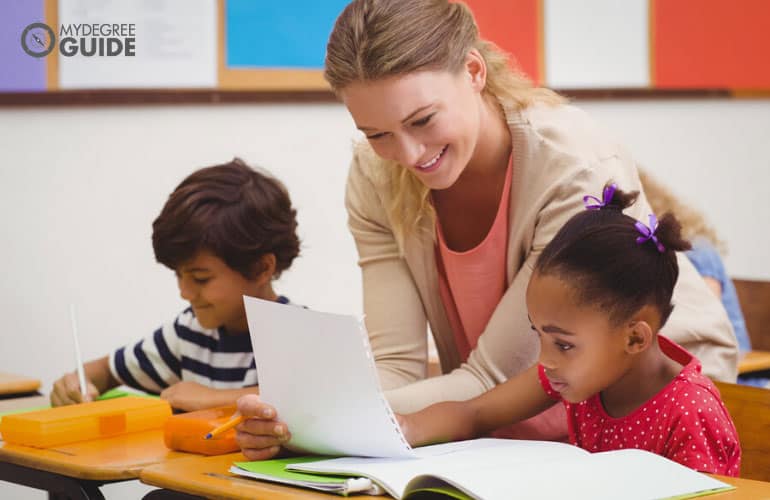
left=538, top=335, right=741, bottom=476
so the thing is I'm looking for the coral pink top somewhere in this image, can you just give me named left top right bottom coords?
left=436, top=158, right=513, bottom=361
left=435, top=157, right=568, bottom=442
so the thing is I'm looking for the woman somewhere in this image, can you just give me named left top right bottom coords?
left=236, top=0, right=738, bottom=460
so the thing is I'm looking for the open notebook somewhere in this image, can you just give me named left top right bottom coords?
left=231, top=438, right=734, bottom=499
left=244, top=296, right=413, bottom=458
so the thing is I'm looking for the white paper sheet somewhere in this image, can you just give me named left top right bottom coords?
left=244, top=296, right=414, bottom=458
left=58, top=0, right=216, bottom=89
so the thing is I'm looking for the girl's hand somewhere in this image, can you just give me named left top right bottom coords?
left=235, top=394, right=291, bottom=461
left=395, top=413, right=419, bottom=446
left=50, top=372, right=99, bottom=406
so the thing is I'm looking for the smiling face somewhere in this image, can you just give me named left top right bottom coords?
left=175, top=249, right=270, bottom=333
left=526, top=272, right=636, bottom=403
left=340, top=57, right=487, bottom=191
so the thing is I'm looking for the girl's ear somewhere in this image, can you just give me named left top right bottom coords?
left=624, top=304, right=659, bottom=354
left=464, top=48, right=487, bottom=92
left=625, top=320, right=654, bottom=354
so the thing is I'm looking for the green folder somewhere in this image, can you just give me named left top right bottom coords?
left=230, top=456, right=383, bottom=496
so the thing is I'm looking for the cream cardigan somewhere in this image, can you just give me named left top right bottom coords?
left=345, top=103, right=738, bottom=414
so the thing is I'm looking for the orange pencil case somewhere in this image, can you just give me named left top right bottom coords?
left=0, top=397, right=171, bottom=448
left=163, top=405, right=240, bottom=455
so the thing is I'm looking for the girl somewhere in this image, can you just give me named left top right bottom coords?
left=398, top=184, right=741, bottom=476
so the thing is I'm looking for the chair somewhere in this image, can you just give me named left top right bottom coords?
left=733, top=279, right=770, bottom=374
left=733, top=279, right=770, bottom=351
left=714, top=380, right=770, bottom=481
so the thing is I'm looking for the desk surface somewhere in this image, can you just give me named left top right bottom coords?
left=141, top=453, right=383, bottom=500
left=0, top=372, right=41, bottom=396
left=139, top=452, right=770, bottom=500
left=0, top=394, right=48, bottom=414
left=738, top=350, right=770, bottom=375
left=0, top=429, right=192, bottom=481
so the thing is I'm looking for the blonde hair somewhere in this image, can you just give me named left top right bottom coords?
left=638, top=169, right=726, bottom=254
left=325, top=0, right=565, bottom=245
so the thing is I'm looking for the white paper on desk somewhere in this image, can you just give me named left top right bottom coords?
left=244, top=296, right=415, bottom=458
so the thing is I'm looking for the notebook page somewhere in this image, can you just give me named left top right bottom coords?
left=411, top=447, right=731, bottom=500
left=244, top=296, right=414, bottom=458
left=291, top=438, right=587, bottom=498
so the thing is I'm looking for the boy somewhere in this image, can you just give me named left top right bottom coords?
left=51, top=158, right=300, bottom=411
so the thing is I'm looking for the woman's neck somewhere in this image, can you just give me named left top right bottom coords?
left=600, top=337, right=683, bottom=418
left=459, top=94, right=511, bottom=182
left=430, top=95, right=513, bottom=251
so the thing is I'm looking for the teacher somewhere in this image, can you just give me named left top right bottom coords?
left=236, top=0, right=737, bottom=460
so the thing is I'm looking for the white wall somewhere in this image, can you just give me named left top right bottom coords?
left=0, top=97, right=768, bottom=498
left=0, top=102, right=362, bottom=392
left=578, top=98, right=770, bottom=279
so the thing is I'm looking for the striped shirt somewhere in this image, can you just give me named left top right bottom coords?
left=109, top=296, right=292, bottom=394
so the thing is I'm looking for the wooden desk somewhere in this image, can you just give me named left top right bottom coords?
left=0, top=394, right=48, bottom=414
left=0, top=429, right=193, bottom=499
left=139, top=452, right=770, bottom=500
left=737, top=350, right=770, bottom=375
left=141, top=453, right=383, bottom=500
left=0, top=372, right=41, bottom=396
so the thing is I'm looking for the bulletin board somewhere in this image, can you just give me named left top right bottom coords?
left=1, top=0, right=769, bottom=106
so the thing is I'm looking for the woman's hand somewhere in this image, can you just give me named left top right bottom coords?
left=50, top=372, right=99, bottom=406
left=235, top=394, right=291, bottom=461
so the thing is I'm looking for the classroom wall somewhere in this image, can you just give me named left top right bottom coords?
left=0, top=97, right=768, bottom=498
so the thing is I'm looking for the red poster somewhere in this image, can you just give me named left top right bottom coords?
left=654, top=0, right=770, bottom=89
left=463, top=0, right=542, bottom=84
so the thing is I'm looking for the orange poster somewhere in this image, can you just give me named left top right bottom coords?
left=463, top=0, right=542, bottom=84
left=654, top=0, right=770, bottom=89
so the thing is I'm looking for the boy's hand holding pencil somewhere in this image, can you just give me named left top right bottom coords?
left=50, top=372, right=99, bottom=406
left=50, top=304, right=100, bottom=406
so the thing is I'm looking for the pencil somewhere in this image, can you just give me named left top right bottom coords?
left=69, top=304, right=88, bottom=399
left=204, top=413, right=244, bottom=440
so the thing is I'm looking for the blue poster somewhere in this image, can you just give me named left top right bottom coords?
left=226, top=0, right=350, bottom=69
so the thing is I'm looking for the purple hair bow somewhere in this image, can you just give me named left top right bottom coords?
left=583, top=183, right=617, bottom=210
left=635, top=214, right=666, bottom=253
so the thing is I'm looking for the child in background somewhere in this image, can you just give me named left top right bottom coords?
left=398, top=183, right=741, bottom=476
left=51, top=158, right=300, bottom=411
left=638, top=170, right=764, bottom=387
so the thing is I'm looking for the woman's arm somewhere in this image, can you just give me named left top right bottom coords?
left=346, top=156, right=430, bottom=389
left=400, top=365, right=555, bottom=446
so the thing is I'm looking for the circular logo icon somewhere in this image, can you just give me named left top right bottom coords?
left=21, top=22, right=55, bottom=58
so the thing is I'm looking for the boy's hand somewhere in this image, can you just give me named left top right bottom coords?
left=160, top=381, right=224, bottom=412
left=235, top=394, right=290, bottom=461
left=50, top=372, right=99, bottom=406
